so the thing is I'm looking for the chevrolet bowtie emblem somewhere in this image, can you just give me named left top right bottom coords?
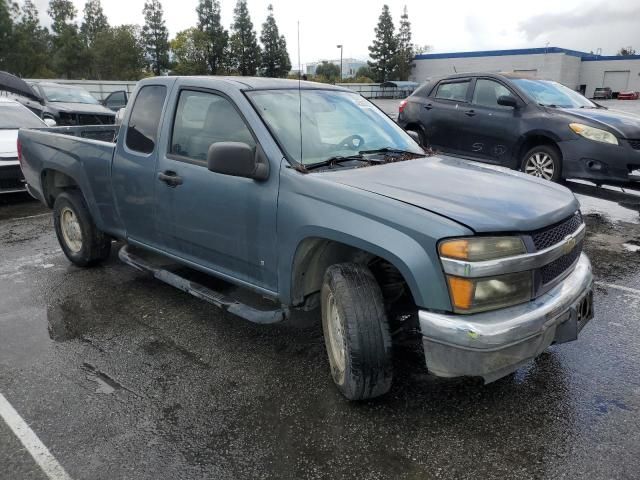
left=563, top=235, right=577, bottom=255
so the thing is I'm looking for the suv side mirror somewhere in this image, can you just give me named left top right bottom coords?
left=43, top=118, right=57, bottom=127
left=497, top=95, right=518, bottom=108
left=207, top=142, right=269, bottom=181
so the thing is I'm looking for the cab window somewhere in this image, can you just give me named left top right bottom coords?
left=125, top=85, right=167, bottom=154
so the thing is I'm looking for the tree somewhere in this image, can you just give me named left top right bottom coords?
left=314, top=61, right=340, bottom=83
left=48, top=0, right=85, bottom=78
left=142, top=0, right=170, bottom=75
left=81, top=0, right=108, bottom=47
left=196, top=0, right=228, bottom=74
left=414, top=44, right=432, bottom=55
left=92, top=25, right=146, bottom=80
left=171, top=27, right=209, bottom=75
left=395, top=6, right=413, bottom=80
left=617, top=46, right=636, bottom=56
left=10, top=0, right=53, bottom=77
left=0, top=0, right=17, bottom=72
left=228, top=0, right=261, bottom=76
left=259, top=4, right=291, bottom=78
left=368, top=5, right=398, bottom=83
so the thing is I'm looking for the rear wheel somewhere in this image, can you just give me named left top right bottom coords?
left=321, top=263, right=393, bottom=400
left=53, top=190, right=112, bottom=267
left=521, top=145, right=562, bottom=182
left=406, top=128, right=426, bottom=148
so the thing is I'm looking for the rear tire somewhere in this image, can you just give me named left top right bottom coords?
left=321, top=263, right=393, bottom=400
left=520, top=144, right=562, bottom=182
left=53, top=190, right=111, bottom=267
left=406, top=128, right=426, bottom=148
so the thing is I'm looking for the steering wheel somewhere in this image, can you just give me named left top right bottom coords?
left=338, top=135, right=365, bottom=151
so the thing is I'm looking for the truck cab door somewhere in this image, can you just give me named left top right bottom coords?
left=154, top=87, right=279, bottom=293
left=111, top=83, right=171, bottom=250
left=422, top=79, right=472, bottom=154
left=458, top=78, right=521, bottom=166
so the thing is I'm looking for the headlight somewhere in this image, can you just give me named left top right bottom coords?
left=439, top=237, right=531, bottom=313
left=569, top=123, right=618, bottom=145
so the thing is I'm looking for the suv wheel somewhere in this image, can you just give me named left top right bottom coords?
left=521, top=145, right=562, bottom=182
left=321, top=263, right=393, bottom=401
left=53, top=190, right=112, bottom=267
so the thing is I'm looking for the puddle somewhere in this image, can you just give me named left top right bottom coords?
left=47, top=299, right=91, bottom=342
left=623, top=243, right=640, bottom=252
left=81, top=362, right=124, bottom=395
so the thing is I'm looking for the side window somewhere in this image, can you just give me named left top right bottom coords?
left=170, top=90, right=255, bottom=163
left=435, top=81, right=470, bottom=101
left=125, top=85, right=167, bottom=154
left=472, top=79, right=513, bottom=108
left=106, top=91, right=126, bottom=108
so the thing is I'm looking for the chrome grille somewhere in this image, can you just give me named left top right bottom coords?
left=531, top=212, right=583, bottom=251
left=541, top=240, right=583, bottom=284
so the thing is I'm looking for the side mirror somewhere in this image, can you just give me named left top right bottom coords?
left=406, top=130, right=421, bottom=144
left=497, top=95, right=518, bottom=108
left=43, top=118, right=57, bottom=127
left=115, top=108, right=126, bottom=125
left=207, top=142, right=269, bottom=181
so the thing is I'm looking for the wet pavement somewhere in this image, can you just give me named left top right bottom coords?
left=1, top=187, right=639, bottom=480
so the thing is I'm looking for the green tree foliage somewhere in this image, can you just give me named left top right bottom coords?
left=81, top=0, right=108, bottom=47
left=10, top=0, right=53, bottom=77
left=259, top=4, right=290, bottom=78
left=314, top=61, right=340, bottom=83
left=92, top=25, right=146, bottom=80
left=171, top=27, right=209, bottom=75
left=196, top=0, right=228, bottom=74
left=229, top=0, right=261, bottom=76
left=48, top=0, right=85, bottom=78
left=368, top=4, right=397, bottom=82
left=395, top=6, right=413, bottom=80
left=617, top=46, right=636, bottom=56
left=142, top=0, right=170, bottom=75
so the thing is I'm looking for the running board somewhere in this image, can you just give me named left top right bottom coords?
left=118, top=245, right=287, bottom=324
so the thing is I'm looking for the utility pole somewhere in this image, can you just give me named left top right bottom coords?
left=336, top=44, right=343, bottom=81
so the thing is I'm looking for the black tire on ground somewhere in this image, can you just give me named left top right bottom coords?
left=53, top=190, right=112, bottom=267
left=321, top=263, right=393, bottom=400
left=406, top=128, right=426, bottom=148
left=520, top=144, right=562, bottom=182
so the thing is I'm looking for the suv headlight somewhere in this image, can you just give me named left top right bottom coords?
left=569, top=123, right=618, bottom=145
left=439, top=237, right=533, bottom=314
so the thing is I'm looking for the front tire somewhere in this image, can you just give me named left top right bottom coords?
left=521, top=145, right=562, bottom=182
left=321, top=263, right=393, bottom=400
left=53, top=190, right=112, bottom=267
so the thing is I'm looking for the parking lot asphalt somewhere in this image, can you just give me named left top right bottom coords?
left=1, top=177, right=640, bottom=480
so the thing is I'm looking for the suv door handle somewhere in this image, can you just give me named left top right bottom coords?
left=465, top=109, right=476, bottom=117
left=158, top=171, right=183, bottom=187
left=424, top=103, right=433, bottom=110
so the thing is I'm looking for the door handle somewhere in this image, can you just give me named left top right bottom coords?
left=465, top=109, right=476, bottom=117
left=424, top=103, right=433, bottom=110
left=158, top=171, right=183, bottom=187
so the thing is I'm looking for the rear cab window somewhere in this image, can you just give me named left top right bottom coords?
left=125, top=85, right=167, bottom=154
left=434, top=80, right=470, bottom=102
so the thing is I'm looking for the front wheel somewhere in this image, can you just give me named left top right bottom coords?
left=520, top=145, right=562, bottom=182
left=53, top=190, right=112, bottom=267
left=321, top=263, right=393, bottom=400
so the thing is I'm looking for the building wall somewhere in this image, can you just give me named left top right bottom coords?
left=579, top=59, right=640, bottom=98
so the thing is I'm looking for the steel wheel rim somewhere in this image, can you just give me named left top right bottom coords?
left=524, top=152, right=554, bottom=180
left=60, top=207, right=83, bottom=253
left=325, top=292, right=346, bottom=372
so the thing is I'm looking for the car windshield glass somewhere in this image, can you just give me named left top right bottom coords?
left=512, top=79, right=596, bottom=108
left=247, top=89, right=423, bottom=165
left=0, top=104, right=45, bottom=129
left=39, top=85, right=100, bottom=104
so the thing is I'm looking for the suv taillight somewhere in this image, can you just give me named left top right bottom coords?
left=399, top=99, right=408, bottom=114
left=17, top=138, right=22, bottom=165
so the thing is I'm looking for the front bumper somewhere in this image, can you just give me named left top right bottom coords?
left=559, top=137, right=640, bottom=183
left=419, top=254, right=593, bottom=383
left=0, top=163, right=26, bottom=194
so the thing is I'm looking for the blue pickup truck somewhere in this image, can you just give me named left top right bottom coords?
left=18, top=76, right=594, bottom=400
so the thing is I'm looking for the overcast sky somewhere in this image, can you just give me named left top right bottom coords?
left=29, top=0, right=640, bottom=65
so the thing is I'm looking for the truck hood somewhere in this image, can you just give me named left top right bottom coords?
left=560, top=107, right=640, bottom=138
left=49, top=102, right=115, bottom=116
left=322, top=155, right=579, bottom=233
left=0, top=129, right=18, bottom=157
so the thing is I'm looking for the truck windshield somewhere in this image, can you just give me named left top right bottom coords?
left=247, top=89, right=423, bottom=165
left=0, top=104, right=45, bottom=129
left=512, top=79, right=597, bottom=109
left=39, top=85, right=100, bottom=105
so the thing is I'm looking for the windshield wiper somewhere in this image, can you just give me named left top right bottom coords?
left=359, top=147, right=424, bottom=156
left=304, top=154, right=365, bottom=171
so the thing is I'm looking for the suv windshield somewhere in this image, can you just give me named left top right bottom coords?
left=0, top=104, right=45, bottom=129
left=247, top=89, right=423, bottom=165
left=39, top=85, right=100, bottom=105
left=512, top=79, right=596, bottom=108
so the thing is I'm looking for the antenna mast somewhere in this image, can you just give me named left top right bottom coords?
left=298, top=21, right=303, bottom=162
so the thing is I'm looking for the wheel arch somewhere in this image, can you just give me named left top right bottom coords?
left=516, top=131, right=563, bottom=165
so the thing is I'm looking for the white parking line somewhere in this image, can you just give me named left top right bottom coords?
left=0, top=393, right=72, bottom=480
left=596, top=281, right=640, bottom=297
